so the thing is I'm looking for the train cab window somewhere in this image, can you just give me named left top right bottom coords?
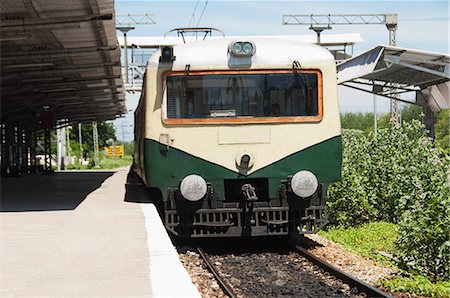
left=164, top=70, right=322, bottom=123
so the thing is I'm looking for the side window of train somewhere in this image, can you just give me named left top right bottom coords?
left=164, top=70, right=322, bottom=122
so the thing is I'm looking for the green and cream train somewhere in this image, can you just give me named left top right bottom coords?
left=133, top=37, right=342, bottom=238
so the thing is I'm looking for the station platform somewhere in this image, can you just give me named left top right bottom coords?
left=0, top=168, right=200, bottom=297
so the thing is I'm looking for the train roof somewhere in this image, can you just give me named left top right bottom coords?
left=148, top=37, right=335, bottom=71
left=120, top=33, right=362, bottom=48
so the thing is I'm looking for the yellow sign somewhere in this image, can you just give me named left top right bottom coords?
left=105, top=145, right=124, bottom=158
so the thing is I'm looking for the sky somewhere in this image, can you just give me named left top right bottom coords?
left=113, top=0, right=449, bottom=141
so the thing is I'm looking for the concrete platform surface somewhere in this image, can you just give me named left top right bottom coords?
left=1, top=168, right=199, bottom=297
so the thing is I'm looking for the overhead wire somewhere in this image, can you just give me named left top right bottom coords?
left=188, top=0, right=200, bottom=28
left=196, top=0, right=209, bottom=28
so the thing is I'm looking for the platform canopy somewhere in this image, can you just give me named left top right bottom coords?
left=1, top=0, right=126, bottom=129
left=337, top=45, right=450, bottom=112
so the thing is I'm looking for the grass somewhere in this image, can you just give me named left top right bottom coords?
left=98, top=155, right=133, bottom=169
left=319, top=221, right=398, bottom=265
left=319, top=222, right=450, bottom=297
left=380, top=275, right=450, bottom=298
left=66, top=155, right=133, bottom=170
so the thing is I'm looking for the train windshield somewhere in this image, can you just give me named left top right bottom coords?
left=165, top=71, right=320, bottom=121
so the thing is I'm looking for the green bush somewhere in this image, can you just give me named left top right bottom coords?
left=396, top=151, right=450, bottom=280
left=327, top=120, right=450, bottom=281
left=381, top=275, right=450, bottom=298
left=326, top=129, right=379, bottom=226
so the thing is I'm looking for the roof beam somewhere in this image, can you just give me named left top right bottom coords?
left=1, top=46, right=117, bottom=61
left=384, top=54, right=450, bottom=79
left=1, top=62, right=120, bottom=77
left=341, top=82, right=420, bottom=105
left=20, top=75, right=121, bottom=83
left=0, top=14, right=113, bottom=32
left=39, top=85, right=122, bottom=94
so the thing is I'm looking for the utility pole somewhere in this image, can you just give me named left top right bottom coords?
left=283, top=13, right=400, bottom=123
left=92, top=121, right=99, bottom=167
left=121, top=121, right=125, bottom=144
left=78, top=123, right=83, bottom=162
left=115, top=121, right=133, bottom=143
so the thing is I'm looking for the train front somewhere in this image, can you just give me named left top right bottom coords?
left=142, top=38, right=342, bottom=238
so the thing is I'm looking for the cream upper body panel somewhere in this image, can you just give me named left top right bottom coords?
left=149, top=38, right=334, bottom=71
left=143, top=38, right=340, bottom=174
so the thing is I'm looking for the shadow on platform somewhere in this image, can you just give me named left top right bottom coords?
left=0, top=171, right=114, bottom=212
left=124, top=170, right=154, bottom=204
left=124, top=169, right=165, bottom=216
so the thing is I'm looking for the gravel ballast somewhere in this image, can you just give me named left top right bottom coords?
left=177, top=236, right=394, bottom=297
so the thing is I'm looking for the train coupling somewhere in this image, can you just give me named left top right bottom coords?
left=241, top=183, right=258, bottom=202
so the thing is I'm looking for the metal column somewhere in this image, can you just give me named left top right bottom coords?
left=29, top=129, right=38, bottom=172
left=20, top=128, right=28, bottom=173
left=0, top=123, right=7, bottom=175
left=386, top=14, right=400, bottom=124
left=5, top=125, right=21, bottom=176
left=43, top=128, right=52, bottom=172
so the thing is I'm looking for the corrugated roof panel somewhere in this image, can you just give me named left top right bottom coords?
left=337, top=45, right=449, bottom=87
left=1, top=0, right=125, bottom=129
left=336, top=45, right=449, bottom=111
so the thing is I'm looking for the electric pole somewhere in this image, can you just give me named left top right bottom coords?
left=78, top=123, right=83, bottom=161
left=92, top=121, right=99, bottom=167
left=116, top=14, right=156, bottom=86
left=283, top=13, right=400, bottom=123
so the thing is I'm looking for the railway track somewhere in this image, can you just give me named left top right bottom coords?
left=193, top=239, right=392, bottom=298
left=291, top=243, right=392, bottom=298
left=197, top=247, right=238, bottom=298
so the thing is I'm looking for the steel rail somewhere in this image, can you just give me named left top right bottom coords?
left=196, top=247, right=238, bottom=298
left=292, top=244, right=392, bottom=298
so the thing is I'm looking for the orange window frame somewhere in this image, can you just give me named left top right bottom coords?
left=161, top=69, right=323, bottom=125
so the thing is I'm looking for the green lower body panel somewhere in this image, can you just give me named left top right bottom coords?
left=143, top=135, right=342, bottom=201
left=141, top=136, right=341, bottom=237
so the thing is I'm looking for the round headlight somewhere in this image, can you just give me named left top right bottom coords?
left=242, top=42, right=253, bottom=53
left=291, top=170, right=318, bottom=198
left=232, top=42, right=243, bottom=53
left=180, top=174, right=207, bottom=201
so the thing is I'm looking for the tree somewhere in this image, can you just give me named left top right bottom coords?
left=435, top=110, right=449, bottom=153
left=340, top=105, right=449, bottom=153
left=400, top=104, right=423, bottom=123
left=340, top=112, right=375, bottom=133
left=69, top=122, right=117, bottom=158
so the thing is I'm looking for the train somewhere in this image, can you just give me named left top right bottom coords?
left=133, top=37, right=342, bottom=238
